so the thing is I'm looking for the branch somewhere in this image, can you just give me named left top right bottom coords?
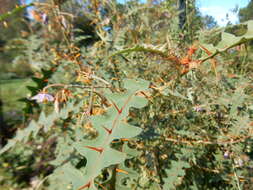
left=200, top=36, right=253, bottom=63
left=108, top=45, right=168, bottom=58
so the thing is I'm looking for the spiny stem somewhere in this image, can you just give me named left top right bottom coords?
left=42, top=83, right=110, bottom=92
left=200, top=37, right=253, bottom=63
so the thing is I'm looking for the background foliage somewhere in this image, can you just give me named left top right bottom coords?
left=1, top=0, right=253, bottom=190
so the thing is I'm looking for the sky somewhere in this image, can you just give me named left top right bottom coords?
left=197, top=0, right=250, bottom=26
left=118, top=0, right=250, bottom=26
left=25, top=0, right=251, bottom=26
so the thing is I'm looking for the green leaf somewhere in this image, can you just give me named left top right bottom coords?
left=123, top=78, right=150, bottom=92
left=162, top=88, right=189, bottom=100
left=163, top=160, right=190, bottom=189
left=61, top=78, right=149, bottom=190
left=244, top=20, right=253, bottom=38
left=0, top=120, right=40, bottom=154
left=217, top=32, right=240, bottom=50
left=112, top=122, right=142, bottom=139
left=50, top=163, right=86, bottom=190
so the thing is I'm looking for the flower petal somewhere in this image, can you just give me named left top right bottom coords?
left=30, top=93, right=54, bottom=103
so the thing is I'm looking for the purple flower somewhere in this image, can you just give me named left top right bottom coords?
left=42, top=13, right=48, bottom=24
left=224, top=151, right=230, bottom=159
left=30, top=93, right=54, bottom=103
left=193, top=106, right=205, bottom=112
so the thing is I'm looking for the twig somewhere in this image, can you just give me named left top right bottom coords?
left=34, top=175, right=50, bottom=190
left=42, top=83, right=110, bottom=92
left=87, top=85, right=94, bottom=115
left=165, top=135, right=250, bottom=146
left=78, top=71, right=112, bottom=87
left=90, top=74, right=111, bottom=86
left=232, top=163, right=242, bottom=190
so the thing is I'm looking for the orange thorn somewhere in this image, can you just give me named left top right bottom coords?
left=111, top=140, right=119, bottom=143
left=111, top=102, right=122, bottom=114
left=187, top=46, right=198, bottom=57
left=78, top=182, right=91, bottom=190
left=199, top=45, right=212, bottom=56
left=75, top=53, right=81, bottom=58
left=111, top=138, right=129, bottom=143
left=85, top=146, right=103, bottom=153
left=180, top=57, right=191, bottom=65
left=102, top=126, right=112, bottom=134
left=116, top=168, right=129, bottom=174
